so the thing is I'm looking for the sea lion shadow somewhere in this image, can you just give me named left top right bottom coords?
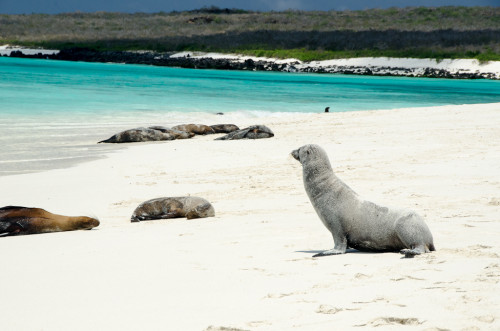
left=296, top=249, right=371, bottom=255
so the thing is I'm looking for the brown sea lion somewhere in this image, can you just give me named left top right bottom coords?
left=292, top=144, right=435, bottom=258
left=171, top=124, right=215, bottom=135
left=131, top=197, right=215, bottom=222
left=210, top=124, right=240, bottom=134
left=215, top=125, right=274, bottom=140
left=0, top=206, right=100, bottom=236
left=148, top=126, right=195, bottom=139
left=98, top=127, right=174, bottom=143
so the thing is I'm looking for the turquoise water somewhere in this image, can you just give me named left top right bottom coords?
left=1, top=57, right=499, bottom=175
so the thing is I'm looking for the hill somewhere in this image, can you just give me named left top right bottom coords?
left=0, top=6, right=499, bottom=61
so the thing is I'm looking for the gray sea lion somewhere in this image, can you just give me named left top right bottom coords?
left=291, top=144, right=435, bottom=258
left=98, top=127, right=174, bottom=143
left=131, top=197, right=215, bottom=222
left=215, top=125, right=274, bottom=140
left=0, top=206, right=99, bottom=236
left=210, top=124, right=240, bottom=134
left=148, top=126, right=195, bottom=139
left=171, top=124, right=215, bottom=135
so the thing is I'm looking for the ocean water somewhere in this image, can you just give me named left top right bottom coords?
left=1, top=57, right=500, bottom=175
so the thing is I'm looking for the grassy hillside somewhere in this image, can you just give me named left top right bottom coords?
left=1, top=6, right=499, bottom=61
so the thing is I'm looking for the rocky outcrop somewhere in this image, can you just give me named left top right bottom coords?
left=6, top=48, right=498, bottom=79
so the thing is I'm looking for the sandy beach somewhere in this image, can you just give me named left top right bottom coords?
left=1, top=103, right=499, bottom=330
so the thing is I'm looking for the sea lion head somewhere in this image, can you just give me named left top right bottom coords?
left=291, top=144, right=327, bottom=164
left=70, top=216, right=100, bottom=230
left=185, top=202, right=215, bottom=220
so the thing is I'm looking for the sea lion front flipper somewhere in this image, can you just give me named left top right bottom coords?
left=313, top=248, right=346, bottom=257
left=400, top=248, right=423, bottom=259
left=0, top=221, right=25, bottom=236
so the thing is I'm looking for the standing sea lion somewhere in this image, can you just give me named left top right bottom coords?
left=291, top=144, right=435, bottom=258
left=0, top=206, right=99, bottom=236
left=131, top=197, right=215, bottom=222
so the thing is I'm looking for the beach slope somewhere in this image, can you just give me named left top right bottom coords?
left=0, top=103, right=499, bottom=330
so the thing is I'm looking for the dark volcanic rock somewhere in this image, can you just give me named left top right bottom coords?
left=7, top=47, right=497, bottom=79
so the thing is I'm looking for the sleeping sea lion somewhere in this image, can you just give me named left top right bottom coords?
left=131, top=197, right=215, bottom=222
left=171, top=124, right=215, bottom=135
left=0, top=206, right=99, bottom=236
left=98, top=127, right=174, bottom=143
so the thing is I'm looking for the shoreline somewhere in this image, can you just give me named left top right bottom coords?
left=2, top=45, right=500, bottom=79
left=2, top=103, right=500, bottom=178
left=1, top=102, right=499, bottom=330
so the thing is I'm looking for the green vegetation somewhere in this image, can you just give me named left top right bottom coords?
left=1, top=6, right=499, bottom=61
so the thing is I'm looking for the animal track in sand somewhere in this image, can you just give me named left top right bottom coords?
left=265, top=290, right=306, bottom=299
left=391, top=275, right=425, bottom=281
left=205, top=326, right=249, bottom=331
left=475, top=315, right=495, bottom=323
left=352, top=296, right=387, bottom=304
left=476, top=263, right=500, bottom=283
left=488, top=198, right=500, bottom=206
left=316, top=305, right=343, bottom=314
left=246, top=320, right=271, bottom=327
left=357, top=317, right=423, bottom=327
left=441, top=246, right=499, bottom=259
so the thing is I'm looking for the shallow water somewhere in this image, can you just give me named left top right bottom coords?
left=1, top=57, right=499, bottom=175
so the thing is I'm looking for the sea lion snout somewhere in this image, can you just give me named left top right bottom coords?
left=76, top=217, right=100, bottom=230
left=291, top=149, right=300, bottom=161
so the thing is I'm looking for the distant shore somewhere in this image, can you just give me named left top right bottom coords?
left=2, top=45, right=499, bottom=79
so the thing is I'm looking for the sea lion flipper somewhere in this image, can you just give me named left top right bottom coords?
left=0, top=221, right=24, bottom=236
left=313, top=248, right=346, bottom=257
left=400, top=248, right=424, bottom=258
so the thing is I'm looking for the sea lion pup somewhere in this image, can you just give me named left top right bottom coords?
left=291, top=144, right=435, bottom=258
left=215, top=125, right=274, bottom=140
left=0, top=206, right=99, bottom=236
left=171, top=124, right=215, bottom=135
left=210, top=124, right=240, bottom=134
left=98, top=127, right=174, bottom=143
left=131, top=197, right=215, bottom=222
left=148, top=126, right=195, bottom=139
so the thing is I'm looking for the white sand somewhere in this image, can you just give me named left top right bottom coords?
left=1, top=103, right=499, bottom=330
